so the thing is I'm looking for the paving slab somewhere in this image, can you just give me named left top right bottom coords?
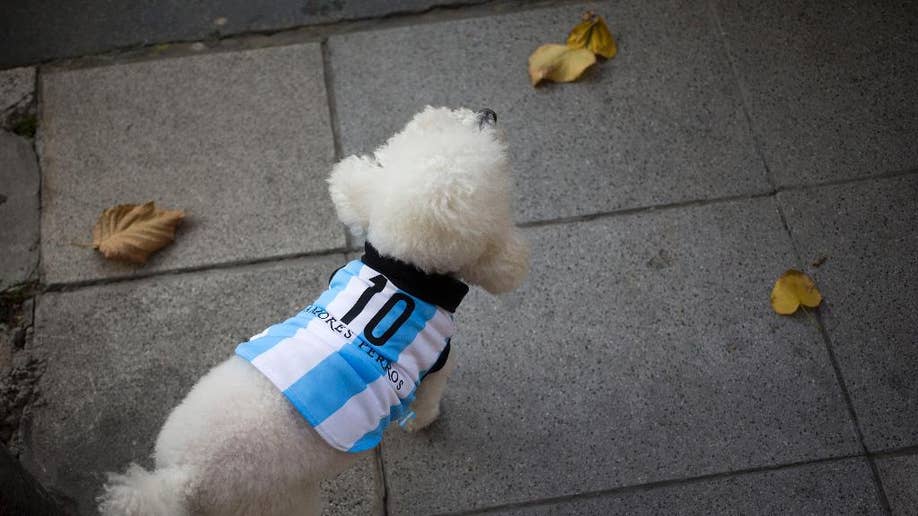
left=322, top=455, right=383, bottom=516
left=0, top=0, right=487, bottom=68
left=380, top=197, right=859, bottom=514
left=39, top=44, right=343, bottom=286
left=877, top=453, right=918, bottom=516
left=715, top=0, right=918, bottom=186
left=328, top=1, right=768, bottom=224
left=0, top=67, right=35, bottom=131
left=0, top=131, right=40, bottom=290
left=23, top=254, right=381, bottom=514
left=778, top=175, right=918, bottom=451
left=0, top=67, right=33, bottom=110
left=492, top=458, right=882, bottom=515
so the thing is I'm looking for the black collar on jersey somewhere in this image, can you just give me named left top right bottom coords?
left=362, top=242, right=469, bottom=312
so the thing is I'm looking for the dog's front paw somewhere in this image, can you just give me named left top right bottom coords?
left=403, top=406, right=440, bottom=432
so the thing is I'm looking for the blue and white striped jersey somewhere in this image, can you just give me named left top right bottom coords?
left=236, top=246, right=467, bottom=453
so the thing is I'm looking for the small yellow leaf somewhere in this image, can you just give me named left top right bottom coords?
left=528, top=44, right=597, bottom=86
left=770, top=269, right=823, bottom=315
left=92, top=202, right=185, bottom=264
left=567, top=11, right=617, bottom=59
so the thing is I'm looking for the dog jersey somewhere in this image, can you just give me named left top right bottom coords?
left=236, top=244, right=468, bottom=453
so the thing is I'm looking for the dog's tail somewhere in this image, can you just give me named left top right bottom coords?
left=97, top=463, right=193, bottom=516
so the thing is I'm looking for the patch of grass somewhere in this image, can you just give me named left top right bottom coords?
left=12, top=115, right=37, bottom=139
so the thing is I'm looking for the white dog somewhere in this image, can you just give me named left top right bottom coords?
left=98, top=106, right=529, bottom=515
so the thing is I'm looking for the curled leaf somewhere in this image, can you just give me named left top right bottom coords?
left=92, top=202, right=185, bottom=264
left=770, top=269, right=823, bottom=315
left=528, top=43, right=597, bottom=87
left=567, top=11, right=617, bottom=59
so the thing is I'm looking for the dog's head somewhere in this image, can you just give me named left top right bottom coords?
left=328, top=106, right=528, bottom=294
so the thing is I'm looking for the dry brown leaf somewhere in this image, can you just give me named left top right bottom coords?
left=528, top=44, right=597, bottom=86
left=770, top=269, right=823, bottom=315
left=92, top=202, right=185, bottom=264
left=567, top=11, right=617, bottom=59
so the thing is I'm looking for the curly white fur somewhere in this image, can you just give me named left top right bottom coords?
left=99, top=106, right=528, bottom=515
left=328, top=106, right=529, bottom=293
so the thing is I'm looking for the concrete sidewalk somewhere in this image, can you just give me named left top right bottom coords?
left=2, top=0, right=917, bottom=514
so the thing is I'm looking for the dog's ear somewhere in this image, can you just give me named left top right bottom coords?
left=460, top=229, right=530, bottom=294
left=328, top=155, right=379, bottom=237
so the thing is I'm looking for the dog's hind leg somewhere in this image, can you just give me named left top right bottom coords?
left=404, top=346, right=457, bottom=432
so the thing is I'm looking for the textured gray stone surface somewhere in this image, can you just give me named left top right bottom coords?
left=494, top=458, right=882, bottom=515
left=0, top=0, right=488, bottom=68
left=0, top=131, right=40, bottom=290
left=779, top=175, right=918, bottom=451
left=381, top=197, right=859, bottom=514
left=328, top=1, right=768, bottom=224
left=0, top=67, right=35, bottom=130
left=0, top=68, right=33, bottom=110
left=23, top=254, right=381, bottom=514
left=39, top=44, right=343, bottom=285
left=322, top=455, right=383, bottom=516
left=715, top=0, right=918, bottom=186
left=877, top=454, right=918, bottom=516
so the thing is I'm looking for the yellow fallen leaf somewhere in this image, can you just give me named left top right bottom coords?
left=770, top=269, right=823, bottom=315
left=528, top=43, right=597, bottom=86
left=92, top=202, right=185, bottom=264
left=567, top=11, right=617, bottom=59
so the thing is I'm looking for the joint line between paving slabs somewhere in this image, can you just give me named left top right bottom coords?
left=27, top=0, right=583, bottom=73
left=705, top=0, right=778, bottom=192
left=775, top=166, right=918, bottom=194
left=45, top=166, right=915, bottom=295
left=33, top=66, right=44, bottom=365
left=319, top=38, right=354, bottom=252
left=519, top=165, right=918, bottom=232
left=871, top=444, right=918, bottom=460
left=770, top=200, right=892, bottom=513
left=518, top=190, right=776, bottom=229
left=443, top=453, right=865, bottom=516
left=375, top=445, right=391, bottom=516
left=34, top=67, right=46, bottom=289
left=810, top=310, right=893, bottom=514
left=42, top=247, right=352, bottom=292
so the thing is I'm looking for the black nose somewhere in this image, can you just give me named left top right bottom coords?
left=476, top=108, right=497, bottom=128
